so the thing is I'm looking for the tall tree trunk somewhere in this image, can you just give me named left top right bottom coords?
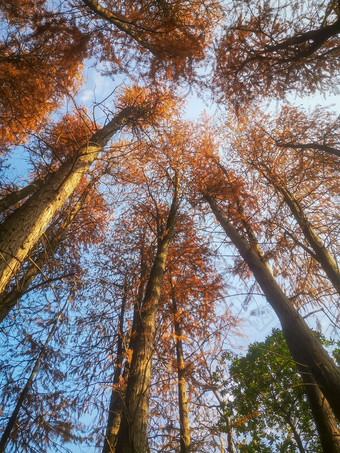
left=0, top=106, right=141, bottom=305
left=0, top=181, right=95, bottom=321
left=115, top=180, right=180, bottom=453
left=171, top=295, right=191, bottom=453
left=0, top=177, right=44, bottom=214
left=103, top=285, right=128, bottom=453
left=204, top=194, right=340, bottom=425
left=0, top=299, right=68, bottom=452
left=262, top=167, right=340, bottom=294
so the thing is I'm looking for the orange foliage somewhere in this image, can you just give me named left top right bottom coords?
left=0, top=11, right=88, bottom=151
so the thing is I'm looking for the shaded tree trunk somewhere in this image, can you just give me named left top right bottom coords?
left=103, top=285, right=128, bottom=453
left=115, top=180, right=180, bottom=453
left=204, top=194, right=340, bottom=425
left=0, top=299, right=68, bottom=452
left=298, top=366, right=340, bottom=453
left=171, top=294, right=191, bottom=453
left=0, top=106, right=141, bottom=306
left=0, top=177, right=44, bottom=214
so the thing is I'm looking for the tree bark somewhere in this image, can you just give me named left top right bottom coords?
left=115, top=180, right=180, bottom=453
left=0, top=106, right=141, bottom=305
left=262, top=168, right=340, bottom=294
left=171, top=295, right=191, bottom=453
left=204, top=194, right=340, bottom=424
left=103, top=286, right=128, bottom=453
left=0, top=299, right=68, bottom=452
left=0, top=181, right=95, bottom=321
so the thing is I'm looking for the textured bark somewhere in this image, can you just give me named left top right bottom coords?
left=0, top=106, right=139, bottom=304
left=204, top=194, right=340, bottom=422
left=0, top=177, right=44, bottom=214
left=0, top=300, right=67, bottom=452
left=172, top=296, right=191, bottom=453
left=102, top=288, right=127, bottom=453
left=115, top=181, right=180, bottom=453
left=0, top=182, right=94, bottom=321
left=263, top=169, right=340, bottom=294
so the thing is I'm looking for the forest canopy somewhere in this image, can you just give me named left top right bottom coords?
left=0, top=1, right=339, bottom=452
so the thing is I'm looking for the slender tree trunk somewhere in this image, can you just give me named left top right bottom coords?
left=263, top=169, right=340, bottom=294
left=224, top=414, right=235, bottom=453
left=0, top=106, right=140, bottom=304
left=285, top=416, right=305, bottom=453
left=115, top=181, right=180, bottom=453
left=0, top=299, right=68, bottom=452
left=0, top=177, right=44, bottom=214
left=204, top=194, right=340, bottom=423
left=0, top=181, right=95, bottom=321
left=103, top=286, right=128, bottom=453
left=171, top=295, right=191, bottom=453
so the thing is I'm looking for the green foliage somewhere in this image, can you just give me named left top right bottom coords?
left=216, top=329, right=332, bottom=452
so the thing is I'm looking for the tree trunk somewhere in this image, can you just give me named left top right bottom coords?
left=263, top=168, right=340, bottom=294
left=298, top=366, right=340, bottom=453
left=224, top=414, right=235, bottom=453
left=0, top=299, right=68, bottom=452
left=102, top=286, right=128, bottom=453
left=0, top=181, right=95, bottom=321
left=115, top=181, right=179, bottom=453
left=0, top=106, right=139, bottom=304
left=0, top=177, right=44, bottom=214
left=285, top=416, right=305, bottom=453
left=172, top=296, right=191, bottom=453
left=204, top=194, right=340, bottom=423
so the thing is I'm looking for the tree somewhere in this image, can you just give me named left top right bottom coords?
left=214, top=0, right=340, bottom=108
left=0, top=2, right=88, bottom=150
left=115, top=157, right=181, bottom=453
left=0, top=176, right=106, bottom=321
left=0, top=88, right=167, bottom=304
left=216, top=330, right=339, bottom=452
left=79, top=0, right=221, bottom=81
left=0, top=299, right=69, bottom=452
left=225, top=105, right=340, bottom=295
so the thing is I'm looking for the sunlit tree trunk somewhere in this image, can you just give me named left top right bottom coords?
left=0, top=299, right=68, bottom=452
left=204, top=194, right=340, bottom=425
left=171, top=294, right=191, bottom=453
left=103, top=285, right=128, bottom=453
left=0, top=181, right=94, bottom=321
left=262, top=168, right=340, bottom=294
left=115, top=181, right=179, bottom=453
left=0, top=106, right=138, bottom=306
